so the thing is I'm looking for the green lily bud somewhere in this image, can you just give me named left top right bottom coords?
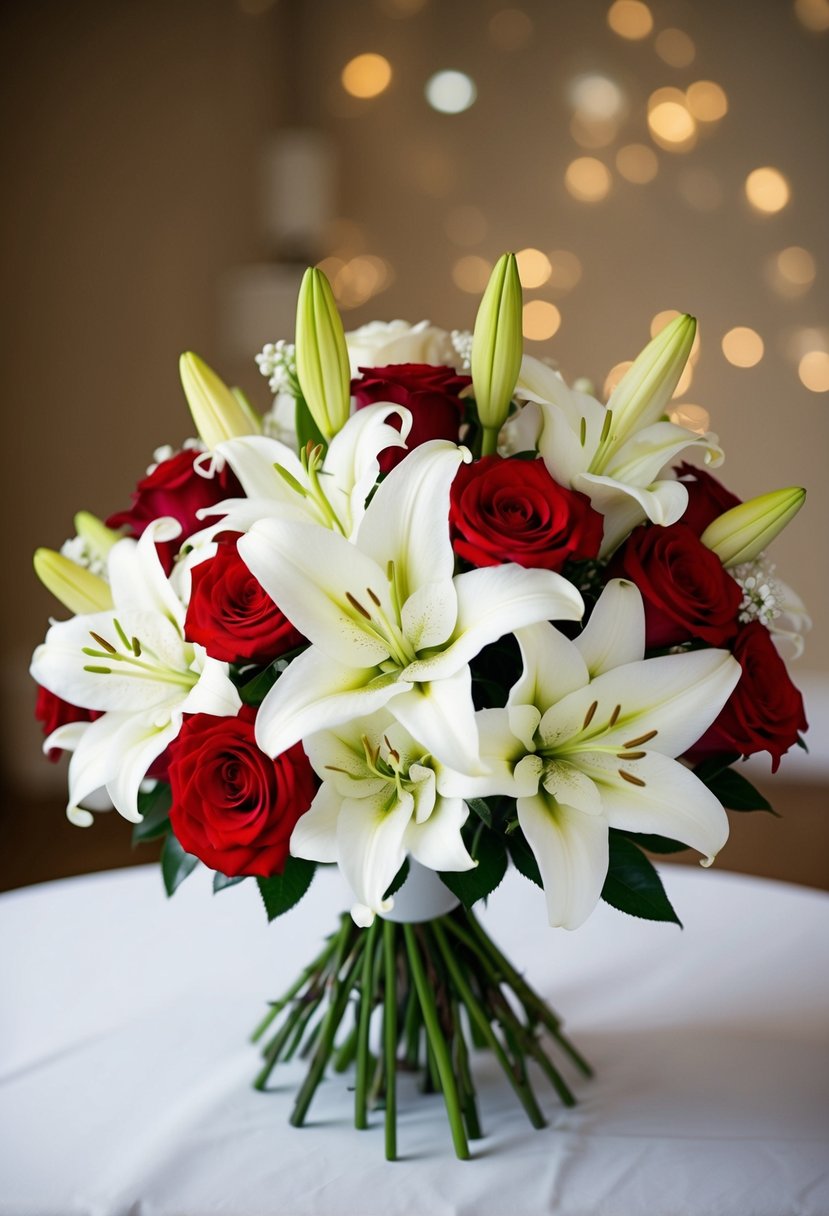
left=74, top=512, right=121, bottom=562
left=34, top=548, right=114, bottom=614
left=598, top=313, right=696, bottom=465
left=471, top=253, right=523, bottom=453
left=295, top=267, right=351, bottom=442
left=179, top=352, right=261, bottom=450
left=701, top=487, right=806, bottom=568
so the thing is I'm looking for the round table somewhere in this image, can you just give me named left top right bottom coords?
left=1, top=863, right=827, bottom=1215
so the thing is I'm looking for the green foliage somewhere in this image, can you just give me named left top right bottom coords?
left=601, top=832, right=681, bottom=926
left=693, top=758, right=777, bottom=814
left=132, top=782, right=172, bottom=844
left=161, top=832, right=199, bottom=896
left=213, top=872, right=247, bottom=893
left=257, top=857, right=317, bottom=922
left=295, top=393, right=327, bottom=453
left=507, top=829, right=543, bottom=887
left=440, top=826, right=508, bottom=906
left=620, top=832, right=688, bottom=854
left=383, top=859, right=410, bottom=900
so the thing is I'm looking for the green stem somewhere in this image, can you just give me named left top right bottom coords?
left=481, top=425, right=500, bottom=456
left=289, top=926, right=365, bottom=1127
left=355, top=920, right=380, bottom=1129
left=250, top=932, right=338, bottom=1044
left=403, top=985, right=421, bottom=1069
left=383, top=920, right=398, bottom=1161
left=431, top=920, right=546, bottom=1130
left=403, top=924, right=470, bottom=1161
left=451, top=998, right=482, bottom=1140
left=333, top=1024, right=358, bottom=1073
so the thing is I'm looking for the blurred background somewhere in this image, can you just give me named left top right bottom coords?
left=1, top=0, right=827, bottom=891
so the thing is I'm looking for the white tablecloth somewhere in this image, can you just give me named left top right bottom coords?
left=1, top=863, right=827, bottom=1216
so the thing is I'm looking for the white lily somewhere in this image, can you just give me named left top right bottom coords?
left=449, top=579, right=741, bottom=929
left=197, top=402, right=413, bottom=541
left=294, top=711, right=475, bottom=926
left=30, top=519, right=241, bottom=825
left=238, top=441, right=584, bottom=774
left=513, top=316, right=724, bottom=554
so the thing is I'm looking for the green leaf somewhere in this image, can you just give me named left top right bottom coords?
left=601, top=833, right=681, bottom=926
left=257, top=856, right=316, bottom=922
left=213, top=872, right=247, bottom=893
left=383, top=858, right=409, bottom=900
left=161, top=832, right=199, bottom=896
left=439, top=827, right=508, bottom=907
left=692, top=753, right=742, bottom=784
left=132, top=781, right=172, bottom=843
left=465, top=798, right=493, bottom=829
left=507, top=829, right=543, bottom=887
left=238, top=662, right=280, bottom=707
left=620, top=832, right=689, bottom=854
left=703, top=767, right=777, bottom=814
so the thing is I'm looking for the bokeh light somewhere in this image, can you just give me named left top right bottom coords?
left=616, top=143, right=659, bottom=183
left=722, top=327, right=764, bottom=367
left=488, top=8, right=533, bottom=49
left=548, top=250, right=583, bottom=292
left=425, top=70, right=477, bottom=113
left=570, top=74, right=625, bottom=120
left=794, top=0, right=829, bottom=31
left=745, top=167, right=790, bottom=213
left=607, top=1, right=654, bottom=40
left=523, top=301, right=562, bottom=341
left=648, top=87, right=696, bottom=151
left=798, top=350, right=829, bottom=392
left=452, top=255, right=492, bottom=293
left=333, top=255, right=394, bottom=309
left=564, top=157, right=612, bottom=202
left=654, top=28, right=696, bottom=67
left=766, top=246, right=816, bottom=298
left=341, top=53, right=393, bottom=99
left=686, top=80, right=728, bottom=122
left=570, top=113, right=619, bottom=149
left=516, top=248, right=552, bottom=288
left=668, top=404, right=711, bottom=434
left=603, top=361, right=633, bottom=399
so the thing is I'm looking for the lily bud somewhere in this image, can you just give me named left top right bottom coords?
left=295, top=267, right=351, bottom=441
left=179, top=352, right=261, bottom=450
left=74, top=512, right=121, bottom=562
left=471, top=253, right=523, bottom=448
left=600, top=313, right=696, bottom=460
left=34, top=549, right=114, bottom=614
left=701, top=487, right=806, bottom=568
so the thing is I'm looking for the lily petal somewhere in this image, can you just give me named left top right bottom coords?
left=325, top=403, right=413, bottom=536
left=511, top=621, right=589, bottom=714
left=407, top=795, right=475, bottom=872
left=254, top=646, right=407, bottom=759
left=238, top=518, right=393, bottom=668
left=337, top=788, right=415, bottom=921
left=391, top=665, right=482, bottom=775
left=290, top=782, right=342, bottom=863
left=517, top=793, right=609, bottom=929
left=574, top=579, right=645, bottom=676
left=356, top=440, right=466, bottom=603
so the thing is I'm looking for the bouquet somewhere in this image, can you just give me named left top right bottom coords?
left=30, top=255, right=809, bottom=1160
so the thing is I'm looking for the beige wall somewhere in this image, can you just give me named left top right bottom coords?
left=2, top=0, right=827, bottom=790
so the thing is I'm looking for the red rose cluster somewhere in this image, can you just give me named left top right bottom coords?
left=352, top=363, right=470, bottom=472
left=612, top=465, right=806, bottom=770
left=168, top=707, right=317, bottom=877
left=107, top=448, right=242, bottom=572
left=450, top=455, right=603, bottom=571
left=185, top=532, right=304, bottom=663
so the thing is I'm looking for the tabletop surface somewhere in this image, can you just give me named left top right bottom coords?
left=1, top=861, right=828, bottom=1216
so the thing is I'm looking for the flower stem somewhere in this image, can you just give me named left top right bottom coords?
left=383, top=920, right=398, bottom=1161
left=403, top=924, right=470, bottom=1161
left=481, top=425, right=500, bottom=457
left=354, top=920, right=380, bottom=1129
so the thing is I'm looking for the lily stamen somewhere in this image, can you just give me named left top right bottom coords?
left=622, top=729, right=658, bottom=748
left=619, top=769, right=646, bottom=787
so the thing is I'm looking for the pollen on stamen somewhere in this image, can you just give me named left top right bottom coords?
left=619, top=769, right=646, bottom=787
left=367, top=588, right=381, bottom=607
left=131, top=637, right=142, bottom=657
left=623, top=729, right=658, bottom=748
left=89, top=631, right=116, bottom=654
left=617, top=749, right=647, bottom=760
left=582, top=700, right=599, bottom=729
left=600, top=408, right=613, bottom=445
left=383, top=734, right=400, bottom=764
left=346, top=591, right=372, bottom=620
left=580, top=417, right=587, bottom=446
left=608, top=704, right=621, bottom=726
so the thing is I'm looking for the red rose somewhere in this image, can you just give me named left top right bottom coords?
left=352, top=363, right=471, bottom=472
left=35, top=687, right=99, bottom=761
left=613, top=522, right=742, bottom=648
left=167, top=706, right=317, bottom=877
left=450, top=455, right=603, bottom=571
left=674, top=462, right=741, bottom=536
left=689, top=622, right=807, bottom=772
left=185, top=532, right=304, bottom=663
left=107, top=449, right=242, bottom=572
